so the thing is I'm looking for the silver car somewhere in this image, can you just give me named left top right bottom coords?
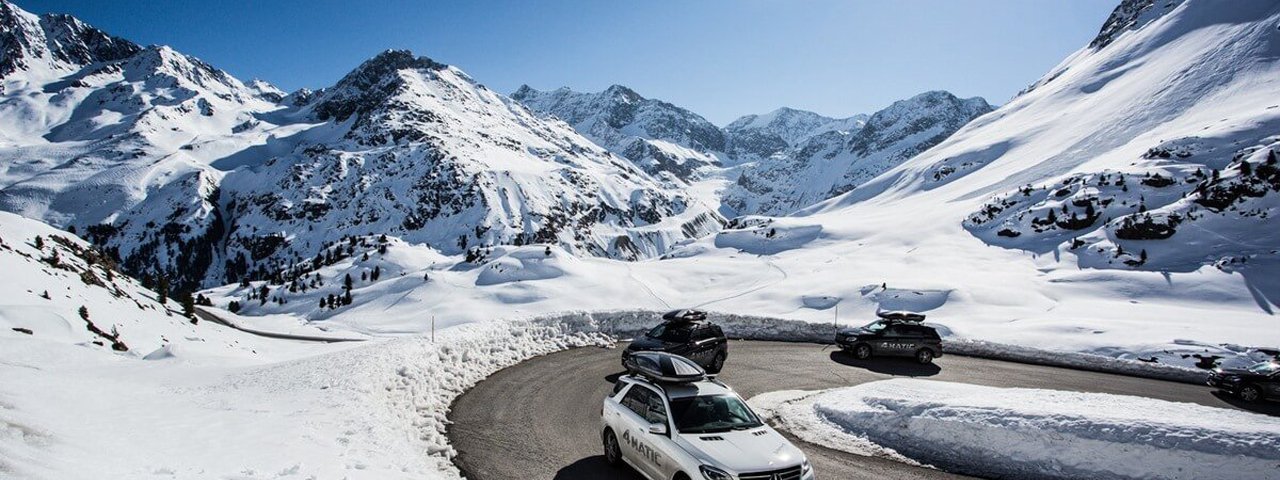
left=601, top=352, right=815, bottom=480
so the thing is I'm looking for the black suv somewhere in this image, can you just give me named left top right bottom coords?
left=1207, top=361, right=1280, bottom=402
left=836, top=311, right=944, bottom=364
left=622, top=310, right=729, bottom=373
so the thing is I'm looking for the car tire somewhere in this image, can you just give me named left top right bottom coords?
left=673, top=473, right=691, bottom=480
left=602, top=428, right=623, bottom=466
left=916, top=349, right=935, bottom=364
left=709, top=352, right=726, bottom=373
left=852, top=344, right=872, bottom=360
left=1239, top=385, right=1262, bottom=402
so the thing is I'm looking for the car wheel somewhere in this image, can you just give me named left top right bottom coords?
left=916, top=349, right=935, bottom=364
left=1239, top=385, right=1262, bottom=402
left=709, top=352, right=726, bottom=373
left=602, top=429, right=622, bottom=466
left=853, top=344, right=872, bottom=360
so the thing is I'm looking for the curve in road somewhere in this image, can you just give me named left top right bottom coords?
left=448, top=341, right=1277, bottom=480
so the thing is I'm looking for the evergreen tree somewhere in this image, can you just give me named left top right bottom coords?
left=78, top=305, right=89, bottom=322
left=1140, top=249, right=1148, bottom=263
left=1268, top=150, right=1277, bottom=166
left=344, top=273, right=354, bottom=291
left=181, top=292, right=195, bottom=318
left=371, top=266, right=381, bottom=281
left=33, top=236, right=43, bottom=249
left=1240, top=160, right=1253, bottom=176
left=343, top=290, right=353, bottom=305
left=259, top=284, right=270, bottom=305
left=157, top=276, right=170, bottom=305
left=229, top=301, right=241, bottom=313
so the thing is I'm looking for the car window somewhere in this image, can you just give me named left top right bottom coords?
left=647, top=324, right=691, bottom=343
left=710, top=326, right=724, bottom=338
left=669, top=394, right=763, bottom=434
left=620, top=385, right=650, bottom=417
left=692, top=326, right=713, bottom=341
left=645, top=391, right=668, bottom=425
left=612, top=380, right=628, bottom=396
left=861, top=320, right=887, bottom=333
left=1247, top=362, right=1279, bottom=375
left=884, top=325, right=907, bottom=336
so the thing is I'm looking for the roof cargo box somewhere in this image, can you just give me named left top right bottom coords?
left=876, top=310, right=926, bottom=322
left=662, top=309, right=707, bottom=323
left=629, top=351, right=706, bottom=383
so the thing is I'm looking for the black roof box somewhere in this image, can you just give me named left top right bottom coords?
left=662, top=309, right=707, bottom=323
left=876, top=310, right=926, bottom=322
left=629, top=351, right=706, bottom=383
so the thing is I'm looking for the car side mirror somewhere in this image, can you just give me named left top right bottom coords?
left=648, top=423, right=668, bottom=435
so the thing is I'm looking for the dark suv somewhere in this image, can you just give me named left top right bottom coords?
left=1207, top=361, right=1280, bottom=402
left=622, top=310, right=729, bottom=373
left=836, top=311, right=944, bottom=364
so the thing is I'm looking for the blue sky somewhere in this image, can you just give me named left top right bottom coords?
left=21, top=0, right=1117, bottom=125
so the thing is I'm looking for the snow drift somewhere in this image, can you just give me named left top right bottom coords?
left=764, top=379, right=1280, bottom=479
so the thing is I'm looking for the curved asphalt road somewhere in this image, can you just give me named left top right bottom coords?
left=448, top=341, right=1278, bottom=480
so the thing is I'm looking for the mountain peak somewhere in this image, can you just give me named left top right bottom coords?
left=1090, top=0, right=1185, bottom=50
left=603, top=84, right=642, bottom=102
left=0, top=0, right=139, bottom=78
left=313, top=49, right=449, bottom=122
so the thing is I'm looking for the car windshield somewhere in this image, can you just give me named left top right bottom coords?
left=646, top=324, right=691, bottom=343
left=669, top=394, right=763, bottom=434
left=861, top=320, right=887, bottom=333
left=1247, top=362, right=1279, bottom=374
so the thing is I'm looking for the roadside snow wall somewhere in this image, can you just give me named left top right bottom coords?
left=767, top=379, right=1280, bottom=480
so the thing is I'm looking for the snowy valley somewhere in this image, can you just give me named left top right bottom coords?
left=3, top=0, right=1280, bottom=478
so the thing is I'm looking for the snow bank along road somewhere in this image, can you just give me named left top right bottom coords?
left=448, top=341, right=1279, bottom=480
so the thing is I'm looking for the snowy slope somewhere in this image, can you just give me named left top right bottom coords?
left=725, top=91, right=992, bottom=215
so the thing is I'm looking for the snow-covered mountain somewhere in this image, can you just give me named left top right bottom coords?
left=512, top=86, right=989, bottom=217
left=220, top=51, right=722, bottom=281
left=0, top=1, right=721, bottom=291
left=725, top=107, right=868, bottom=150
left=725, top=91, right=992, bottom=215
left=511, top=84, right=728, bottom=180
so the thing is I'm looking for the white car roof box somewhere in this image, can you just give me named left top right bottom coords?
left=630, top=351, right=706, bottom=383
left=662, top=309, right=707, bottom=323
left=876, top=310, right=926, bottom=322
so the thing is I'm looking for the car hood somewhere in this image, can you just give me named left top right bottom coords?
left=676, top=428, right=804, bottom=473
left=628, top=336, right=670, bottom=351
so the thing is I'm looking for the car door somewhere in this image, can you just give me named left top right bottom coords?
left=878, top=324, right=911, bottom=356
left=688, top=326, right=713, bottom=365
left=617, top=386, right=668, bottom=479
left=643, top=389, right=685, bottom=480
left=1267, top=372, right=1280, bottom=398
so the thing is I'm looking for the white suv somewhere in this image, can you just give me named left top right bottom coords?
left=601, top=352, right=815, bottom=480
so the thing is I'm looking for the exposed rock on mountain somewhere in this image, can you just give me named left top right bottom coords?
left=725, top=91, right=992, bottom=215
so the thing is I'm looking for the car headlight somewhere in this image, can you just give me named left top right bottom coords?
left=700, top=465, right=731, bottom=480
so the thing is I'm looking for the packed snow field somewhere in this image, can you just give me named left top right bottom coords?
left=756, top=380, right=1280, bottom=479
